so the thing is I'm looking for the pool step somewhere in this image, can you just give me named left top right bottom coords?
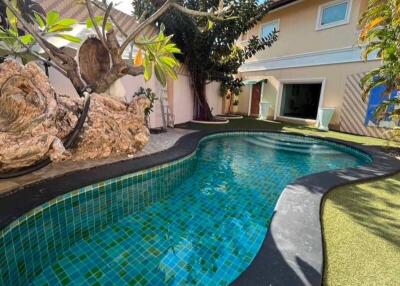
left=245, top=137, right=342, bottom=155
left=253, top=136, right=326, bottom=150
left=254, top=135, right=320, bottom=147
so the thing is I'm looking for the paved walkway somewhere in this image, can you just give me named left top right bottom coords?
left=0, top=128, right=194, bottom=196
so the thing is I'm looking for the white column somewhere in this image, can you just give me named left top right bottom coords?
left=259, top=81, right=265, bottom=118
left=247, top=84, right=253, bottom=116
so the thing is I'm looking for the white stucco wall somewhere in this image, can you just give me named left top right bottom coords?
left=172, top=74, right=194, bottom=124
left=238, top=85, right=251, bottom=115
left=206, top=81, right=222, bottom=115
left=45, top=64, right=221, bottom=127
left=47, top=66, right=80, bottom=97
left=113, top=75, right=164, bottom=128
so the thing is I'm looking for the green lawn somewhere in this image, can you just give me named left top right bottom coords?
left=322, top=174, right=400, bottom=286
left=178, top=118, right=400, bottom=147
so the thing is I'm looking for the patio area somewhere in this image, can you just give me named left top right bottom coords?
left=0, top=128, right=194, bottom=196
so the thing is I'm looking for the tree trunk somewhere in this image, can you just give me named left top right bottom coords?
left=190, top=72, right=213, bottom=121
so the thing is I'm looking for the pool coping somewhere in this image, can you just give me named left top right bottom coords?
left=1, top=129, right=399, bottom=286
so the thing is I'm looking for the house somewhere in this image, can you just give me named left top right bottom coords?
left=37, top=0, right=222, bottom=128
left=237, top=0, right=390, bottom=139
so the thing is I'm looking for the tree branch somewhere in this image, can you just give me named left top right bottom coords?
left=119, top=0, right=173, bottom=55
left=170, top=2, right=229, bottom=20
left=85, top=0, right=108, bottom=49
left=126, top=65, right=144, bottom=76
left=3, top=0, right=87, bottom=92
left=119, top=0, right=231, bottom=56
left=91, top=0, right=127, bottom=37
left=3, top=0, right=64, bottom=68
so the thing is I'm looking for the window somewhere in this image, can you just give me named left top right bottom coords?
left=260, top=20, right=279, bottom=38
left=280, top=83, right=322, bottom=120
left=316, top=0, right=351, bottom=30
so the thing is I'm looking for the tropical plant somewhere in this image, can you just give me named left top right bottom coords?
left=134, top=86, right=158, bottom=127
left=133, top=0, right=278, bottom=121
left=1, top=0, right=233, bottom=95
left=135, top=24, right=181, bottom=86
left=220, top=78, right=243, bottom=97
left=0, top=0, right=235, bottom=177
left=359, top=0, right=400, bottom=123
left=220, top=77, right=243, bottom=114
left=134, top=87, right=158, bottom=117
left=0, top=2, right=80, bottom=62
left=0, top=0, right=45, bottom=29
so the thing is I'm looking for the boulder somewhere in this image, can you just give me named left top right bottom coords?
left=0, top=60, right=149, bottom=173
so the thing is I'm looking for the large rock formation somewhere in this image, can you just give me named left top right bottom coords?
left=0, top=60, right=150, bottom=173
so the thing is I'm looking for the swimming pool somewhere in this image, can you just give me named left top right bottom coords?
left=0, top=133, right=371, bottom=286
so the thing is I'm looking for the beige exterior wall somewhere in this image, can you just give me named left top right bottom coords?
left=238, top=60, right=379, bottom=129
left=237, top=0, right=382, bottom=132
left=240, top=0, right=367, bottom=59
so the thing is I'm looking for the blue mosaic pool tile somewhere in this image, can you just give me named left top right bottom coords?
left=0, top=133, right=370, bottom=286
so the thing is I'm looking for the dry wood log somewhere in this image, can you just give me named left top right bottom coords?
left=78, top=38, right=111, bottom=86
left=0, top=59, right=150, bottom=173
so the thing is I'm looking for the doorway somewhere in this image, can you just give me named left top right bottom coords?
left=250, top=82, right=262, bottom=116
left=280, top=83, right=322, bottom=120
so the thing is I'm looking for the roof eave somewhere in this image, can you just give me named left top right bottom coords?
left=269, top=0, right=300, bottom=11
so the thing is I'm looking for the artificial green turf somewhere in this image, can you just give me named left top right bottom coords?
left=322, top=174, right=400, bottom=286
left=180, top=118, right=400, bottom=283
left=177, top=118, right=400, bottom=147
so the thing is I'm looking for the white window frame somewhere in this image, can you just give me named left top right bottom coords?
left=315, top=0, right=352, bottom=31
left=259, top=19, right=280, bottom=39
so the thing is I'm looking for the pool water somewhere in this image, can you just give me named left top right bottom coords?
left=0, top=133, right=370, bottom=286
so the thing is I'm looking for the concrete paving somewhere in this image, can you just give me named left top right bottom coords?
left=0, top=128, right=194, bottom=196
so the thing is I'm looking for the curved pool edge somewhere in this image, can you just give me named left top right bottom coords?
left=232, top=135, right=400, bottom=286
left=0, top=130, right=399, bottom=286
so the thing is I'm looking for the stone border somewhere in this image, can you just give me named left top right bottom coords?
left=0, top=129, right=399, bottom=285
left=190, top=119, right=229, bottom=124
left=215, top=115, right=244, bottom=120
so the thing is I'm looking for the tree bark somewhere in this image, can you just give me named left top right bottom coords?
left=190, top=71, right=213, bottom=121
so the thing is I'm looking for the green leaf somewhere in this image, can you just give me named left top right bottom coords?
left=0, top=31, right=14, bottom=40
left=143, top=56, right=152, bottom=81
left=54, top=34, right=81, bottom=43
left=163, top=44, right=181, bottom=54
left=48, top=25, right=73, bottom=33
left=86, top=16, right=103, bottom=29
left=34, top=12, right=46, bottom=28
left=159, top=56, right=177, bottom=68
left=86, top=16, right=112, bottom=31
left=55, top=18, right=77, bottom=27
left=19, top=34, right=35, bottom=45
left=207, top=20, right=215, bottom=30
left=46, top=11, right=60, bottom=26
left=104, top=22, right=113, bottom=32
left=6, top=7, right=17, bottom=32
left=154, top=64, right=166, bottom=86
